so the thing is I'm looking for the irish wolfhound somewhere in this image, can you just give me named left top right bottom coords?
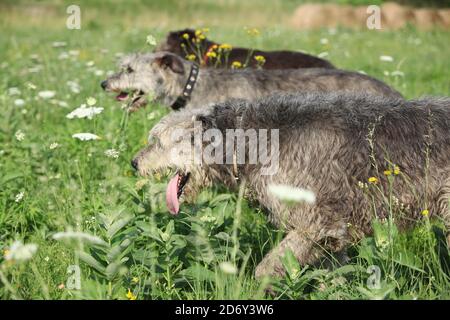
left=155, top=28, right=335, bottom=69
left=101, top=51, right=402, bottom=112
left=132, top=92, right=450, bottom=278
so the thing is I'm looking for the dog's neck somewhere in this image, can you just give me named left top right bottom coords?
left=169, top=63, right=200, bottom=110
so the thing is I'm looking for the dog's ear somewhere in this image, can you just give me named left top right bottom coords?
left=155, top=54, right=185, bottom=74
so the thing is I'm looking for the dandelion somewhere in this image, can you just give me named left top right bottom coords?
left=206, top=51, right=217, bottom=59
left=394, top=165, right=400, bottom=175
left=231, top=61, right=243, bottom=69
left=49, top=142, right=59, bottom=150
left=38, top=90, right=56, bottom=99
left=52, top=230, right=108, bottom=246
left=15, top=130, right=25, bottom=141
left=186, top=54, right=197, bottom=61
left=368, top=177, right=378, bottom=184
left=15, top=191, right=24, bottom=203
left=254, top=55, right=266, bottom=63
left=131, top=277, right=139, bottom=284
left=380, top=55, right=394, bottom=62
left=14, top=99, right=25, bottom=107
left=104, top=149, right=120, bottom=159
left=383, top=170, right=392, bottom=176
left=146, top=34, right=157, bottom=47
left=72, top=133, right=101, bottom=141
left=182, top=33, right=190, bottom=40
left=126, top=289, right=137, bottom=300
left=219, top=43, right=232, bottom=51
left=421, top=209, right=429, bottom=217
left=66, top=104, right=104, bottom=119
left=219, top=261, right=238, bottom=275
left=268, top=184, right=316, bottom=204
left=246, top=27, right=260, bottom=37
left=4, top=240, right=38, bottom=262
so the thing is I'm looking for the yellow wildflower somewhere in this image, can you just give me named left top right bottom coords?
left=246, top=27, right=260, bottom=36
left=254, top=55, right=266, bottom=63
left=132, top=277, right=139, bottom=284
left=231, top=61, right=242, bottom=69
left=202, top=28, right=210, bottom=33
left=126, top=289, right=137, bottom=300
left=393, top=165, right=400, bottom=175
left=186, top=54, right=197, bottom=61
left=421, top=209, right=429, bottom=217
left=383, top=170, right=392, bottom=176
left=182, top=33, right=189, bottom=40
left=219, top=43, right=233, bottom=51
left=368, top=177, right=378, bottom=184
left=206, top=51, right=217, bottom=58
left=3, top=249, right=10, bottom=257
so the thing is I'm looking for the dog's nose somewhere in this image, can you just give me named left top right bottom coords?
left=101, top=80, right=108, bottom=90
left=131, top=158, right=139, bottom=170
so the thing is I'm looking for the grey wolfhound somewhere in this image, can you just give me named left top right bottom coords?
left=101, top=51, right=402, bottom=112
left=132, top=92, right=450, bottom=277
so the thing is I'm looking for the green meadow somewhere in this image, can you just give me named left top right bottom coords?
left=0, top=0, right=449, bottom=299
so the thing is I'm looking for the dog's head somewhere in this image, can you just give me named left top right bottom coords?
left=101, top=52, right=189, bottom=111
left=132, top=107, right=216, bottom=214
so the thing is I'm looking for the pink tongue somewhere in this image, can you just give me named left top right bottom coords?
left=166, top=174, right=180, bottom=215
left=116, top=92, right=128, bottom=101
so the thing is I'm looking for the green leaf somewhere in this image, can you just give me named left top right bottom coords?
left=179, top=264, right=215, bottom=282
left=77, top=251, right=105, bottom=273
left=107, top=215, right=133, bottom=239
left=281, top=249, right=301, bottom=280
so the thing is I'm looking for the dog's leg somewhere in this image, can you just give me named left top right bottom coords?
left=255, top=229, right=322, bottom=279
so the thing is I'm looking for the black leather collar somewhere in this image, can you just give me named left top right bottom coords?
left=170, top=63, right=199, bottom=110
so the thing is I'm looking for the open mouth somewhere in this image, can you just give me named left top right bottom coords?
left=166, top=171, right=190, bottom=215
left=114, top=90, right=147, bottom=110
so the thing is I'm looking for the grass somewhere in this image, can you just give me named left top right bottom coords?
left=0, top=0, right=449, bottom=300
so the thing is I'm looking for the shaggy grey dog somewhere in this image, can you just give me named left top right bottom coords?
left=132, top=92, right=450, bottom=278
left=101, top=51, right=402, bottom=112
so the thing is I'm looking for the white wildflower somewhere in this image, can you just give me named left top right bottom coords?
left=72, top=133, right=100, bottom=141
left=58, top=52, right=69, bottom=60
left=44, top=256, right=50, bottom=262
left=391, top=70, right=405, bottom=77
left=28, top=65, right=43, bottom=73
left=38, top=90, right=56, bottom=99
left=380, top=55, right=394, bottom=62
left=86, top=61, right=95, bottom=67
left=67, top=81, right=81, bottom=94
left=49, top=142, right=59, bottom=150
left=26, top=82, right=37, bottom=90
left=86, top=97, right=97, bottom=106
left=66, top=104, right=103, bottom=119
left=268, top=184, right=316, bottom=204
left=52, top=231, right=107, bottom=246
left=5, top=240, right=38, bottom=262
left=104, top=148, right=120, bottom=159
left=318, top=51, right=329, bottom=58
left=52, top=41, right=67, bottom=47
left=219, top=262, right=237, bottom=275
left=8, top=87, right=21, bottom=96
left=320, top=38, right=329, bottom=45
left=14, top=99, right=25, bottom=107
left=94, top=69, right=104, bottom=76
left=15, top=130, right=25, bottom=141
left=146, top=34, right=157, bottom=46
left=69, top=50, right=80, bottom=56
left=15, top=191, right=24, bottom=203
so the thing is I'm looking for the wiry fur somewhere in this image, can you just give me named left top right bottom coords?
left=133, top=92, right=450, bottom=277
left=102, top=52, right=402, bottom=112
